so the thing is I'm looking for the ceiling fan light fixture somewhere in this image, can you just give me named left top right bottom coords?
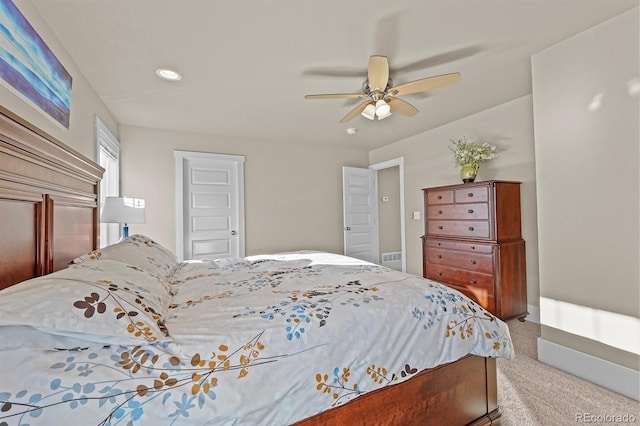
left=375, top=99, right=391, bottom=116
left=377, top=110, right=392, bottom=120
left=361, top=104, right=376, bottom=120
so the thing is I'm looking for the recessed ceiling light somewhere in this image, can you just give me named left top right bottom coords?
left=346, top=127, right=358, bottom=135
left=155, top=68, right=182, bottom=81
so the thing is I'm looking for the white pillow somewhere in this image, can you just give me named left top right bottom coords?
left=72, top=234, right=178, bottom=285
left=0, top=260, right=172, bottom=348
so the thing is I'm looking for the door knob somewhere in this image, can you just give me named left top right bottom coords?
left=344, top=226, right=351, bottom=231
left=231, top=230, right=237, bottom=235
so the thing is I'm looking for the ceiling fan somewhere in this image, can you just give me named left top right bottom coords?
left=304, top=55, right=461, bottom=123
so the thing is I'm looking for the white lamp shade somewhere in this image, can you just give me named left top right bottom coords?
left=101, top=197, right=146, bottom=224
left=375, top=99, right=391, bottom=116
left=377, top=109, right=392, bottom=120
left=361, top=103, right=376, bottom=120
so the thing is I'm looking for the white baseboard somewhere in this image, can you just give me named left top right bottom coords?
left=538, top=337, right=640, bottom=401
left=525, top=304, right=540, bottom=323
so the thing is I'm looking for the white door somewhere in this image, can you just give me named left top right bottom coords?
left=342, top=166, right=379, bottom=264
left=175, top=151, right=245, bottom=261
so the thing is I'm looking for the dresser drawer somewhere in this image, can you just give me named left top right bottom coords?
left=427, top=220, right=491, bottom=239
left=425, top=239, right=494, bottom=254
left=427, top=203, right=489, bottom=220
left=454, top=186, right=489, bottom=203
left=425, top=263, right=494, bottom=290
left=426, top=189, right=454, bottom=205
left=425, top=247, right=494, bottom=274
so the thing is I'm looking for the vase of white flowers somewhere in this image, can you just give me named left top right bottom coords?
left=459, top=163, right=479, bottom=183
left=449, top=137, right=497, bottom=183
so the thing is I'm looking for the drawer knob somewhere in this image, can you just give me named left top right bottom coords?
left=468, top=226, right=475, bottom=231
left=468, top=209, right=474, bottom=214
left=437, top=195, right=442, bottom=200
left=437, top=271, right=443, bottom=276
left=438, top=225, right=443, bottom=230
left=438, top=210, right=443, bottom=214
left=470, top=278, right=477, bottom=284
left=467, top=193, right=474, bottom=197
left=436, top=254, right=442, bottom=259
left=470, top=259, right=476, bottom=265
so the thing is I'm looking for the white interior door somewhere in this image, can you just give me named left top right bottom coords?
left=175, top=151, right=245, bottom=261
left=342, top=166, right=379, bottom=264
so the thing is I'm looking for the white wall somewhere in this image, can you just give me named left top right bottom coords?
left=2, top=1, right=118, bottom=160
left=369, top=96, right=539, bottom=310
left=532, top=8, right=639, bottom=398
left=119, top=125, right=369, bottom=256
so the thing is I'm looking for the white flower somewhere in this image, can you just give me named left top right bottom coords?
left=449, top=137, right=497, bottom=167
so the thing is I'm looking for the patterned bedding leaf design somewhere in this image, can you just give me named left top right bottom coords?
left=0, top=250, right=514, bottom=425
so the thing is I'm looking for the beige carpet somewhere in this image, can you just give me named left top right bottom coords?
left=497, top=319, right=639, bottom=425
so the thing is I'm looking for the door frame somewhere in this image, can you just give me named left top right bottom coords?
left=370, top=157, right=406, bottom=273
left=174, top=150, right=245, bottom=261
left=95, top=116, right=121, bottom=247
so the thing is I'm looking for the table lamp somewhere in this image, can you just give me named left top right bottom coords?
left=101, top=196, right=146, bottom=241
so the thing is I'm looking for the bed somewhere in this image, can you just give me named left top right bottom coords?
left=0, top=106, right=513, bottom=425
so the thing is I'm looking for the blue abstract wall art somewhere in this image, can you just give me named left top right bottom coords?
left=0, top=0, right=72, bottom=128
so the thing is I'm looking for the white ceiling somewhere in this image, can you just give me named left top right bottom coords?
left=29, top=0, right=638, bottom=151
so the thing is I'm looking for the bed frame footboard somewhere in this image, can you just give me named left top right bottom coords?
left=295, top=356, right=500, bottom=426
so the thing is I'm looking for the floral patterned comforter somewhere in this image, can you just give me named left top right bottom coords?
left=0, top=250, right=514, bottom=426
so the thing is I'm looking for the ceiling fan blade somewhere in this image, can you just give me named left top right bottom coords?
left=394, top=45, right=483, bottom=74
left=368, top=55, right=389, bottom=92
left=373, top=13, right=400, bottom=59
left=387, top=97, right=419, bottom=116
left=388, top=72, right=461, bottom=96
left=304, top=93, right=366, bottom=100
left=340, top=102, right=371, bottom=123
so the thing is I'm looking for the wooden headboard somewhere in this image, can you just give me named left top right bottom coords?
left=0, top=107, right=103, bottom=290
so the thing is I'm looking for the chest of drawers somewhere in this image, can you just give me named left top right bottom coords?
left=422, top=181, right=527, bottom=320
